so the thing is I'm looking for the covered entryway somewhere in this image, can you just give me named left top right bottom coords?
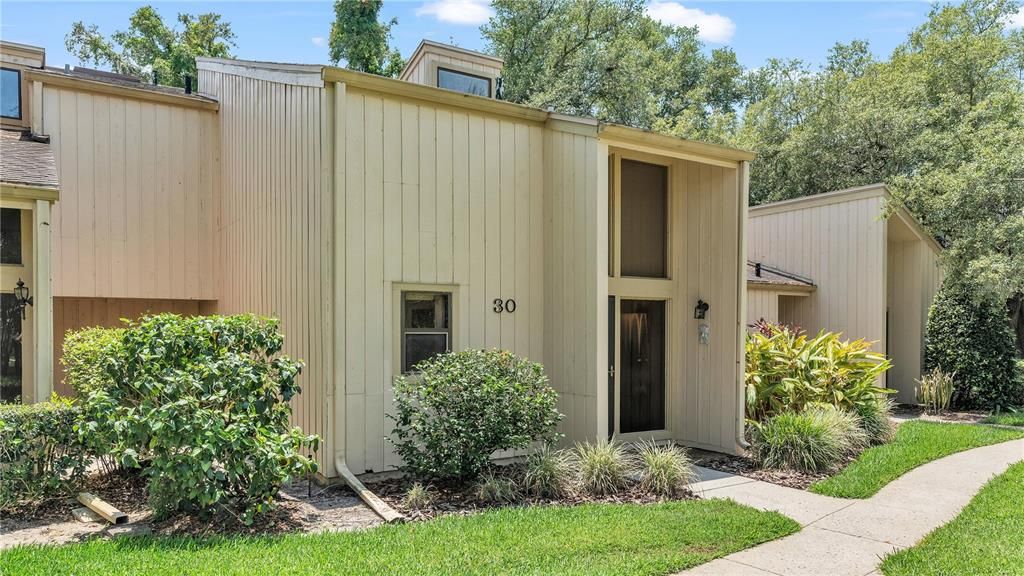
left=0, top=128, right=58, bottom=403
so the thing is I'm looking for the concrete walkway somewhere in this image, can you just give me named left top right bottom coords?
left=678, top=439, right=1024, bottom=576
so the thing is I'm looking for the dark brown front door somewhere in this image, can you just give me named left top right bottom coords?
left=619, top=299, right=666, bottom=433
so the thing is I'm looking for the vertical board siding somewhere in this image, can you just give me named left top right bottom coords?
left=887, top=237, right=942, bottom=401
left=41, top=86, right=218, bottom=301
left=338, top=88, right=546, bottom=473
left=52, top=297, right=205, bottom=396
left=543, top=131, right=603, bottom=446
left=199, top=68, right=330, bottom=473
left=748, top=196, right=887, bottom=349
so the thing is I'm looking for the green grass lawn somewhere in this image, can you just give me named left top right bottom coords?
left=0, top=499, right=799, bottom=576
left=881, top=460, right=1024, bottom=575
left=810, top=421, right=1024, bottom=499
left=980, top=411, right=1024, bottom=427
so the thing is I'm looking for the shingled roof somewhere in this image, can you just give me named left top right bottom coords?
left=746, top=261, right=815, bottom=290
left=0, top=129, right=59, bottom=190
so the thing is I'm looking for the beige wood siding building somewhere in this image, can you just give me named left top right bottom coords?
left=746, top=184, right=942, bottom=402
left=5, top=39, right=754, bottom=479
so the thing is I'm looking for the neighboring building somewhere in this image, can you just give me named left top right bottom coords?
left=746, top=184, right=943, bottom=402
left=1, top=40, right=753, bottom=480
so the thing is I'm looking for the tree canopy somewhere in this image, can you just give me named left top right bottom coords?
left=328, top=0, right=404, bottom=77
left=65, top=5, right=235, bottom=88
left=482, top=0, right=745, bottom=135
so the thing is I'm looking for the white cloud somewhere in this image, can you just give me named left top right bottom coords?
left=311, top=36, right=326, bottom=47
left=1007, top=7, right=1024, bottom=29
left=646, top=1, right=735, bottom=43
left=416, top=0, right=494, bottom=26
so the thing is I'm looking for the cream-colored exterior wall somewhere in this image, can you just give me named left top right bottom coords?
left=35, top=83, right=219, bottom=301
left=747, top=289, right=780, bottom=326
left=197, top=63, right=333, bottom=475
left=747, top=185, right=942, bottom=401
left=887, top=229, right=942, bottom=402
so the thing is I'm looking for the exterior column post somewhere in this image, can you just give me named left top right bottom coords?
left=32, top=199, right=52, bottom=402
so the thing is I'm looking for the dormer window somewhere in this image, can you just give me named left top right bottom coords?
left=436, top=67, right=491, bottom=97
left=1, top=68, right=21, bottom=119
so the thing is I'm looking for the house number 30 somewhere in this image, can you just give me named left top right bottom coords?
left=493, top=298, right=517, bottom=313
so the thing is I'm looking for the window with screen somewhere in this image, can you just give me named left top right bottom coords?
left=620, top=159, right=668, bottom=278
left=437, top=67, right=491, bottom=97
left=401, top=291, right=451, bottom=373
left=0, top=209, right=21, bottom=265
left=1, top=68, right=21, bottom=120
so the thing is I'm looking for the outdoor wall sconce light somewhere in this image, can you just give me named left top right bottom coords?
left=693, top=299, right=709, bottom=320
left=14, top=278, right=32, bottom=320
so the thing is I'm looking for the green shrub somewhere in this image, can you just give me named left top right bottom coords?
left=855, top=398, right=896, bottom=445
left=749, top=406, right=866, bottom=473
left=634, top=440, right=696, bottom=497
left=75, top=314, right=319, bottom=523
left=574, top=439, right=631, bottom=496
left=916, top=368, right=954, bottom=414
left=522, top=444, right=574, bottom=498
left=745, top=324, right=893, bottom=421
left=390, top=349, right=562, bottom=481
left=0, top=396, right=88, bottom=510
left=61, top=326, right=125, bottom=395
left=473, top=472, right=520, bottom=504
left=402, top=482, right=434, bottom=511
left=925, top=281, right=1023, bottom=410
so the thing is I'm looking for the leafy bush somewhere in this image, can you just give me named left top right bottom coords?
left=634, top=440, right=696, bottom=497
left=855, top=398, right=896, bottom=445
left=925, top=282, right=1023, bottom=410
left=0, top=396, right=89, bottom=510
left=75, top=314, right=319, bottom=523
left=574, top=439, right=630, bottom=496
left=916, top=368, right=954, bottom=414
left=745, top=323, right=893, bottom=421
left=473, top=472, right=520, bottom=504
left=402, top=482, right=434, bottom=511
left=523, top=444, right=574, bottom=498
left=390, top=349, right=562, bottom=481
left=61, top=326, right=125, bottom=395
left=749, top=406, right=866, bottom=473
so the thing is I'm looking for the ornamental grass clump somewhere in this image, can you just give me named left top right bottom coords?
left=473, top=472, right=520, bottom=504
left=402, top=482, right=434, bottom=511
left=634, top=439, right=696, bottom=497
left=574, top=439, right=631, bottom=497
left=856, top=398, right=897, bottom=445
left=750, top=406, right=866, bottom=473
left=523, top=444, right=575, bottom=498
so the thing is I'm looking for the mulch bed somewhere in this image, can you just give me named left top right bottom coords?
left=1, top=469, right=379, bottom=546
left=368, top=463, right=696, bottom=521
left=690, top=449, right=839, bottom=490
left=891, top=405, right=990, bottom=424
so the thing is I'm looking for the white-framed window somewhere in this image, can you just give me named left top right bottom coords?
left=436, top=67, right=491, bottom=97
left=400, top=291, right=452, bottom=373
left=1, top=68, right=21, bottom=120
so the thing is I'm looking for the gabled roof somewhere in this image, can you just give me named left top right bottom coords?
left=746, top=261, right=815, bottom=291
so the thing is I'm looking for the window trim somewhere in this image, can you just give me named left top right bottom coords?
left=395, top=285, right=459, bottom=375
left=1, top=67, right=23, bottom=120
left=427, top=61, right=496, bottom=98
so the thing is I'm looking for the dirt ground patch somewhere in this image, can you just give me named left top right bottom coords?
left=0, top=471, right=380, bottom=549
left=891, top=405, right=991, bottom=424
left=690, top=449, right=836, bottom=490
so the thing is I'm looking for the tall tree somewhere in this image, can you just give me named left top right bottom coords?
left=328, top=0, right=404, bottom=77
left=66, top=5, right=235, bottom=88
left=482, top=0, right=745, bottom=133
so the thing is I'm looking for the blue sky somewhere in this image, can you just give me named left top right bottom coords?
left=0, top=1, right=1009, bottom=73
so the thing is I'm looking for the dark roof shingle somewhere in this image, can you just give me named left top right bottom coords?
left=1, top=129, right=59, bottom=190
